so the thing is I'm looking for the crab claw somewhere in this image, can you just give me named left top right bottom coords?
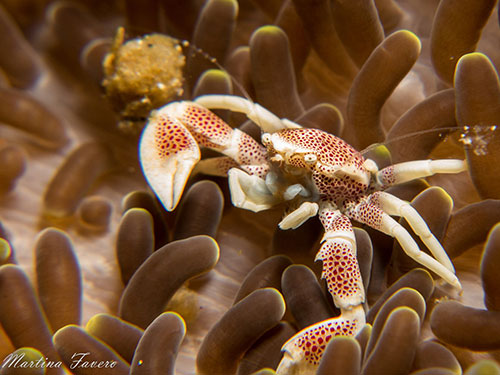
left=139, top=108, right=200, bottom=211
left=227, top=168, right=280, bottom=212
left=277, top=305, right=365, bottom=374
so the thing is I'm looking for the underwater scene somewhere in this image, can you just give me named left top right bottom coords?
left=0, top=0, right=500, bottom=374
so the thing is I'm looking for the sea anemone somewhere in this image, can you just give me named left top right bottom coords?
left=0, top=0, right=500, bottom=374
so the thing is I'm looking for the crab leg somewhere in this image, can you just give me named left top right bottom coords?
left=164, top=102, right=269, bottom=171
left=139, top=101, right=270, bottom=211
left=276, top=201, right=366, bottom=373
left=279, top=200, right=366, bottom=307
left=375, top=159, right=467, bottom=189
left=372, top=191, right=455, bottom=272
left=195, top=94, right=301, bottom=133
left=344, top=194, right=461, bottom=289
left=316, top=201, right=365, bottom=308
left=278, top=201, right=319, bottom=230
left=193, top=156, right=239, bottom=177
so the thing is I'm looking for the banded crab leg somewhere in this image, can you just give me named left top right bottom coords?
left=371, top=191, right=455, bottom=272
left=369, top=158, right=467, bottom=272
left=373, top=159, right=467, bottom=189
left=277, top=200, right=366, bottom=374
left=315, top=201, right=365, bottom=308
left=139, top=101, right=272, bottom=211
left=344, top=193, right=461, bottom=289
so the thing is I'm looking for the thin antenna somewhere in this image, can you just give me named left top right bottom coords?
left=180, top=39, right=255, bottom=104
left=360, top=124, right=498, bottom=160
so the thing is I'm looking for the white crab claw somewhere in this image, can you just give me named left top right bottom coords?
left=227, top=168, right=279, bottom=212
left=139, top=110, right=201, bottom=211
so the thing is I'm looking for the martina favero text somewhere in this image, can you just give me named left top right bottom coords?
left=2, top=351, right=118, bottom=370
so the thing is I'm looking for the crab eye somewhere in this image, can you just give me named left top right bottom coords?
left=304, top=153, right=317, bottom=164
left=261, top=133, right=272, bottom=145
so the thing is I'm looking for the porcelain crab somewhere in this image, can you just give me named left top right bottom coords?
left=139, top=94, right=465, bottom=373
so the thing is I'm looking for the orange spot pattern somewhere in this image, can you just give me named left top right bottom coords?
left=317, top=241, right=362, bottom=301
left=154, top=115, right=196, bottom=158
left=276, top=128, right=368, bottom=201
left=287, top=154, right=308, bottom=169
left=181, top=104, right=232, bottom=150
left=344, top=195, right=384, bottom=229
left=319, top=207, right=353, bottom=233
left=178, top=104, right=270, bottom=177
left=211, top=157, right=239, bottom=175
left=236, top=132, right=269, bottom=178
left=314, top=173, right=367, bottom=201
left=241, top=164, right=270, bottom=178
left=236, top=131, right=268, bottom=166
left=278, top=128, right=364, bottom=168
left=293, top=319, right=358, bottom=365
left=316, top=208, right=361, bottom=301
left=378, top=165, right=396, bottom=187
